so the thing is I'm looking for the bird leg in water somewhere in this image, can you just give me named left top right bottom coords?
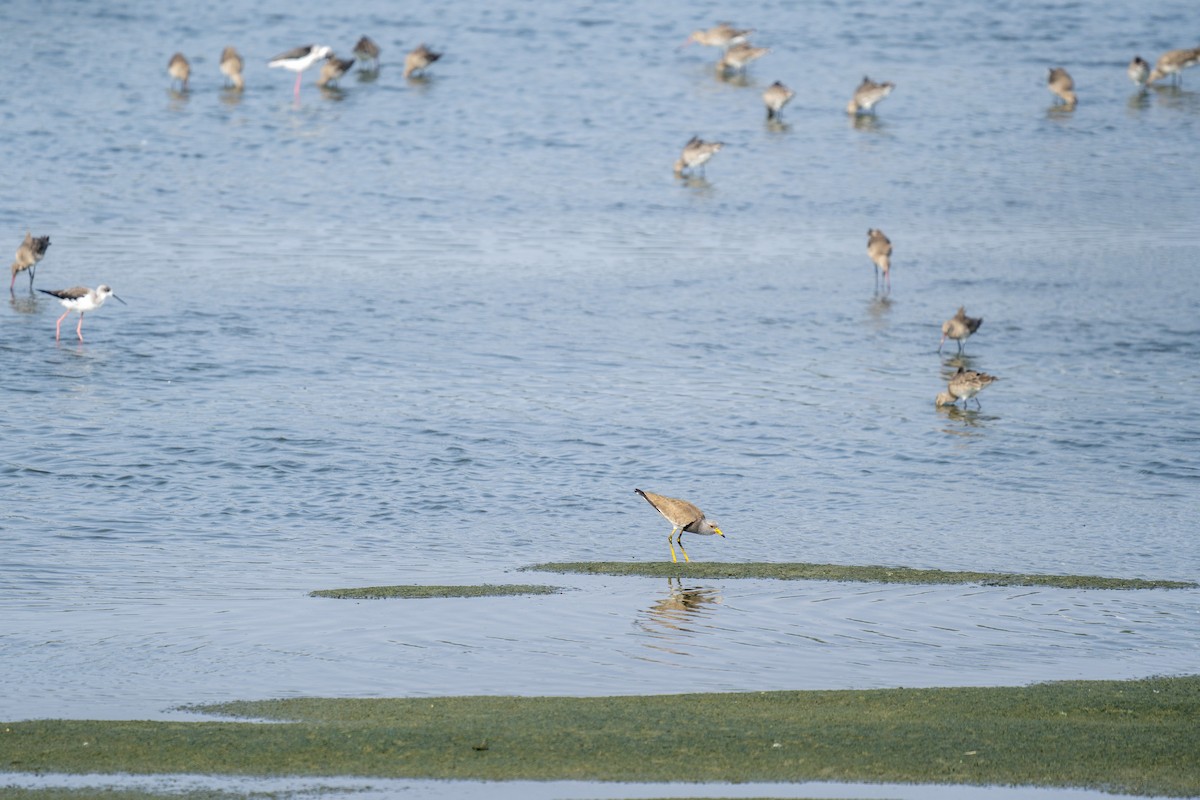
left=675, top=531, right=691, bottom=563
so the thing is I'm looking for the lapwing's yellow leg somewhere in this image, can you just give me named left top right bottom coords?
left=675, top=530, right=691, bottom=563
left=668, top=527, right=680, bottom=562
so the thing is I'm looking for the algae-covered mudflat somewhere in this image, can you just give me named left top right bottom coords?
left=2, top=676, right=1197, bottom=796
left=523, top=561, right=1196, bottom=589
left=308, top=584, right=560, bottom=599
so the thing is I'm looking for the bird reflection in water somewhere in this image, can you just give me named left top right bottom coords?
left=638, top=579, right=723, bottom=642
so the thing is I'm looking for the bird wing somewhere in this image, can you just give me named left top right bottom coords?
left=270, top=45, right=315, bottom=64
left=38, top=286, right=89, bottom=300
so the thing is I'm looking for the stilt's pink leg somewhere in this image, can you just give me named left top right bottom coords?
left=293, top=72, right=302, bottom=99
left=55, top=310, right=69, bottom=341
left=77, top=313, right=85, bottom=342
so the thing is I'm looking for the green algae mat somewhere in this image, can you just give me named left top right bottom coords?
left=3, top=676, right=1198, bottom=796
left=309, top=583, right=559, bottom=599
left=523, top=561, right=1196, bottom=589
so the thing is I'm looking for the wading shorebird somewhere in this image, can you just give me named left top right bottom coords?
left=866, top=228, right=892, bottom=292
left=717, top=42, right=769, bottom=75
left=939, top=306, right=983, bottom=354
left=1047, top=67, right=1077, bottom=107
left=1146, top=46, right=1200, bottom=85
left=220, top=46, right=244, bottom=91
left=763, top=80, right=795, bottom=120
left=167, top=52, right=190, bottom=90
left=269, top=44, right=333, bottom=100
left=317, top=53, right=355, bottom=88
left=846, top=75, right=894, bottom=115
left=1128, top=55, right=1150, bottom=86
left=11, top=232, right=50, bottom=291
left=936, top=366, right=998, bottom=409
left=38, top=285, right=125, bottom=342
left=353, top=35, right=381, bottom=70
left=683, top=23, right=754, bottom=49
left=635, top=489, right=725, bottom=563
left=403, top=44, right=442, bottom=79
left=673, top=136, right=724, bottom=178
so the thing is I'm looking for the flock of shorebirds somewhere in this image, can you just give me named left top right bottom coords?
left=10, top=22, right=1199, bottom=561
left=166, top=35, right=441, bottom=100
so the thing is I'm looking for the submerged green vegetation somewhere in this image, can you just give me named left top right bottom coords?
left=308, top=583, right=560, bottom=599
left=523, top=561, right=1196, bottom=589
left=3, top=676, right=1198, bottom=796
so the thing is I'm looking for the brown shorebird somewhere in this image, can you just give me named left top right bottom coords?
left=717, top=42, right=769, bottom=74
left=939, top=306, right=983, bottom=354
left=866, top=228, right=892, bottom=292
left=317, top=54, right=355, bottom=88
left=673, top=136, right=724, bottom=178
left=1047, top=67, right=1076, bottom=106
left=220, top=46, right=244, bottom=91
left=936, top=367, right=998, bottom=408
left=683, top=23, right=754, bottom=49
left=37, top=285, right=125, bottom=342
left=168, top=53, right=190, bottom=90
left=403, top=44, right=442, bottom=79
left=11, top=232, right=50, bottom=291
left=354, top=36, right=381, bottom=69
left=762, top=81, right=795, bottom=120
left=1128, top=55, right=1150, bottom=86
left=635, top=489, right=725, bottom=564
left=1146, top=46, right=1200, bottom=85
left=846, top=76, right=894, bottom=115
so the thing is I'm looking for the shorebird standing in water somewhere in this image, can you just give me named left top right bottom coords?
left=11, top=232, right=50, bottom=291
left=167, top=53, right=190, bottom=90
left=866, top=228, right=892, bottom=292
left=1047, top=67, right=1077, bottom=107
left=317, top=53, right=355, bottom=88
left=846, top=76, right=894, bottom=115
left=717, top=42, right=769, bottom=75
left=220, top=46, right=244, bottom=91
left=269, top=45, right=333, bottom=100
left=353, top=36, right=381, bottom=70
left=1146, top=46, right=1200, bottom=85
left=403, top=44, right=442, bottom=79
left=673, top=136, right=724, bottom=178
left=38, top=285, right=125, bottom=342
left=1128, top=55, right=1150, bottom=86
left=936, top=367, right=998, bottom=408
left=635, top=489, right=725, bottom=564
left=763, top=81, right=795, bottom=120
left=939, top=306, right=983, bottom=354
left=683, top=23, right=754, bottom=49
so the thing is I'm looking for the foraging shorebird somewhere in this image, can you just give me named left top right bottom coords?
left=866, top=228, right=892, bottom=292
left=1128, top=55, right=1150, bottom=86
left=38, top=285, right=125, bottom=342
left=167, top=53, right=190, bottom=90
left=635, top=489, right=725, bottom=564
left=269, top=45, right=333, bottom=100
left=763, top=81, right=795, bottom=120
left=1047, top=67, right=1076, bottom=106
left=220, top=46, right=244, bottom=91
left=353, top=36, right=380, bottom=69
left=1146, top=46, right=1200, bottom=85
left=403, top=44, right=442, bottom=79
left=673, top=136, right=724, bottom=178
left=717, top=42, right=769, bottom=74
left=683, top=23, right=754, bottom=49
left=939, top=306, right=983, bottom=354
left=317, top=53, right=355, bottom=88
left=11, top=232, right=50, bottom=291
left=846, top=75, right=894, bottom=115
left=936, top=366, right=998, bottom=408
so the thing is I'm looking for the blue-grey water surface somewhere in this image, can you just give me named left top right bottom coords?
left=2, top=0, right=1198, bottom=764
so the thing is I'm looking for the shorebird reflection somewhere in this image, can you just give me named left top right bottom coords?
left=639, top=579, right=723, bottom=637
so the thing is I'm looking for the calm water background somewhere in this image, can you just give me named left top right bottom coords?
left=2, top=0, right=1198, bottom=739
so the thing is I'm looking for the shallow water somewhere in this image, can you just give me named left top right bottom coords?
left=1, top=0, right=1198, bottom=750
